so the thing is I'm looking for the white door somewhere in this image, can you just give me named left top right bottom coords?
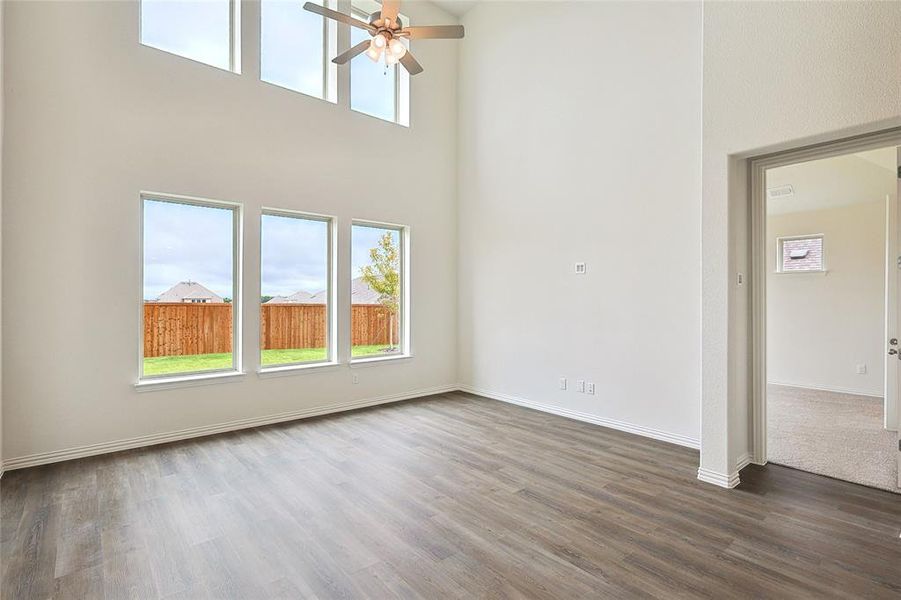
left=891, top=147, right=901, bottom=488
left=887, top=151, right=900, bottom=432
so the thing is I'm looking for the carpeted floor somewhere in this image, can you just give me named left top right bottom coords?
left=767, top=384, right=899, bottom=493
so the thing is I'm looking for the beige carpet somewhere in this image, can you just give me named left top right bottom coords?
left=767, top=384, right=899, bottom=493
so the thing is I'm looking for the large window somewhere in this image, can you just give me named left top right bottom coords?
left=351, top=222, right=407, bottom=359
left=141, top=194, right=240, bottom=379
left=260, top=211, right=333, bottom=368
left=261, top=0, right=337, bottom=101
left=351, top=1, right=410, bottom=125
left=140, top=0, right=239, bottom=72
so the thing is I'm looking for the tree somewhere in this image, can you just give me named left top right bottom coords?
left=360, top=232, right=400, bottom=349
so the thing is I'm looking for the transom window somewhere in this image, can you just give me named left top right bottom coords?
left=140, top=0, right=240, bottom=72
left=261, top=0, right=337, bottom=101
left=351, top=0, right=410, bottom=126
left=777, top=235, right=825, bottom=272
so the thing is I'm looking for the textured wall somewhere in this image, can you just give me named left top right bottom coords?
left=701, top=0, right=901, bottom=482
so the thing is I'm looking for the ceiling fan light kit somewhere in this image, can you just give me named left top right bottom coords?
left=302, top=0, right=464, bottom=76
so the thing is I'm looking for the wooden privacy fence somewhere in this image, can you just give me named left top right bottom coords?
left=144, top=302, right=398, bottom=358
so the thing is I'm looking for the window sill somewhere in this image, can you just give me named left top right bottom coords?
left=773, top=269, right=828, bottom=275
left=135, top=370, right=246, bottom=392
left=258, top=362, right=341, bottom=378
left=349, top=354, right=413, bottom=368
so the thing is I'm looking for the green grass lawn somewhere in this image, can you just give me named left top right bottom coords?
left=143, top=345, right=398, bottom=377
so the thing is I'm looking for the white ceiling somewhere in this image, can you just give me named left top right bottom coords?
left=766, top=146, right=898, bottom=215
left=430, top=0, right=478, bottom=17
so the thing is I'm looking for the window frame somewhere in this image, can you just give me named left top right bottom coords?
left=350, top=219, right=411, bottom=364
left=259, top=0, right=338, bottom=103
left=137, top=192, right=244, bottom=385
left=139, top=0, right=242, bottom=73
left=349, top=1, right=411, bottom=126
left=775, top=233, right=826, bottom=273
left=259, top=208, right=338, bottom=372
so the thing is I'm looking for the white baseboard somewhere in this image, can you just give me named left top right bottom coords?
left=2, top=385, right=457, bottom=472
left=696, top=453, right=750, bottom=489
left=767, top=381, right=883, bottom=399
left=697, top=467, right=741, bottom=489
left=458, top=384, right=700, bottom=449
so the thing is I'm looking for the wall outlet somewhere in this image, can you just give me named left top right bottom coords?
left=586, top=382, right=596, bottom=395
left=574, top=262, right=586, bottom=274
left=559, top=377, right=567, bottom=390
left=577, top=380, right=585, bottom=393
left=352, top=374, right=359, bottom=384
left=856, top=364, right=867, bottom=375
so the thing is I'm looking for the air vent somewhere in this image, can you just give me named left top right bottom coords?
left=767, top=184, right=794, bottom=199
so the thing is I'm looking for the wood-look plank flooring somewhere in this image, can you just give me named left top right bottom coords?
left=2, top=392, right=900, bottom=599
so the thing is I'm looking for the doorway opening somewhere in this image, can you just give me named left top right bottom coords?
left=750, top=130, right=901, bottom=493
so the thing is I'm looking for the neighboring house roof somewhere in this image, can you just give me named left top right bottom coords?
left=264, top=277, right=386, bottom=305
left=156, top=281, right=225, bottom=303
left=265, top=290, right=316, bottom=304
left=351, top=276, right=382, bottom=304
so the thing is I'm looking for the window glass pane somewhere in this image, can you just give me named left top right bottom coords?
left=781, top=237, right=824, bottom=272
left=141, top=0, right=232, bottom=70
left=261, top=0, right=325, bottom=98
left=352, top=224, right=403, bottom=358
left=350, top=15, right=396, bottom=122
left=142, top=198, right=236, bottom=377
left=260, top=214, right=330, bottom=366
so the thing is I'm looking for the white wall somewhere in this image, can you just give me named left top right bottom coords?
left=1, top=0, right=458, bottom=462
left=457, top=1, right=702, bottom=446
left=701, top=1, right=901, bottom=482
left=767, top=201, right=886, bottom=396
left=0, top=0, right=4, bottom=471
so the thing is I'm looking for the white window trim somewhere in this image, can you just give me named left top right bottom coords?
left=138, top=192, right=244, bottom=385
left=139, top=0, right=242, bottom=74
left=258, top=208, right=338, bottom=372
left=350, top=219, right=411, bottom=363
left=259, top=0, right=338, bottom=103
left=775, top=233, right=827, bottom=274
left=349, top=1, right=410, bottom=127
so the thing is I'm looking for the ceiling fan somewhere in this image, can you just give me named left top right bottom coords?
left=302, top=1, right=464, bottom=75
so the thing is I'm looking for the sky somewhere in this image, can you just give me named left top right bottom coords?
left=352, top=225, right=399, bottom=279
left=142, top=0, right=399, bottom=122
left=144, top=199, right=398, bottom=300
left=143, top=199, right=235, bottom=300
left=261, top=214, right=328, bottom=297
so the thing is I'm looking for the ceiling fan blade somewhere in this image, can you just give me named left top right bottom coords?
left=401, top=25, right=464, bottom=40
left=399, top=50, right=424, bottom=76
left=302, top=2, right=375, bottom=32
left=380, top=0, right=400, bottom=27
left=333, top=39, right=371, bottom=65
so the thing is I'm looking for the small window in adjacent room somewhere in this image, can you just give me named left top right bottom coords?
left=140, top=0, right=239, bottom=72
left=260, top=211, right=333, bottom=368
left=141, top=195, right=241, bottom=379
left=261, top=0, right=337, bottom=101
left=351, top=222, right=407, bottom=359
left=777, top=235, right=825, bottom=272
left=350, top=1, right=410, bottom=126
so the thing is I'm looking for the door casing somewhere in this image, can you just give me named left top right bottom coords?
left=749, top=128, right=901, bottom=465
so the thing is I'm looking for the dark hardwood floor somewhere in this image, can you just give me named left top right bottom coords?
left=2, top=392, right=899, bottom=599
